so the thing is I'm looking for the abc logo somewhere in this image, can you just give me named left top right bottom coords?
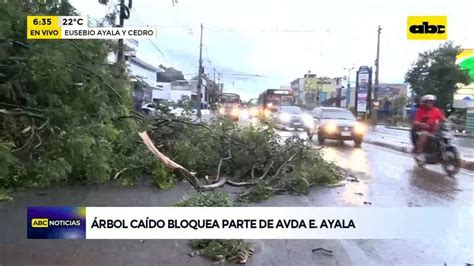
left=32, top=218, right=49, bottom=228
left=407, top=16, right=447, bottom=40
left=409, top=22, right=445, bottom=34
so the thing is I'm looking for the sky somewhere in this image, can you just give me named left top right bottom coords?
left=69, top=0, right=474, bottom=100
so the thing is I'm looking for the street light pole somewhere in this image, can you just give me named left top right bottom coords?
left=344, top=66, right=355, bottom=108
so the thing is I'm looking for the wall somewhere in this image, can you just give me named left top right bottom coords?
left=129, top=63, right=157, bottom=88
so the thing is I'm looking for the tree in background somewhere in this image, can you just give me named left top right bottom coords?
left=0, top=0, right=169, bottom=189
left=405, top=42, right=471, bottom=109
left=392, top=94, right=408, bottom=116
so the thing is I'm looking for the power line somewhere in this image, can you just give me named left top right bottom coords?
left=129, top=7, right=165, bottom=57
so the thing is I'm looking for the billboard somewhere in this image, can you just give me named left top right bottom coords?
left=357, top=66, right=370, bottom=113
left=454, top=49, right=474, bottom=107
left=456, top=49, right=474, bottom=132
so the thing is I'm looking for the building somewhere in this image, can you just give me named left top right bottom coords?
left=108, top=39, right=209, bottom=108
left=153, top=80, right=192, bottom=103
left=107, top=39, right=165, bottom=108
left=290, top=74, right=343, bottom=107
left=151, top=78, right=208, bottom=107
left=290, top=77, right=306, bottom=103
left=128, top=56, right=164, bottom=105
left=376, top=83, right=408, bottom=101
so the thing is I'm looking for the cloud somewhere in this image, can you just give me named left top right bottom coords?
left=70, top=0, right=474, bottom=98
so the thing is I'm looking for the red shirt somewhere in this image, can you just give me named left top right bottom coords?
left=415, top=106, right=445, bottom=132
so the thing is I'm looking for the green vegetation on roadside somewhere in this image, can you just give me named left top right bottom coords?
left=174, top=192, right=252, bottom=263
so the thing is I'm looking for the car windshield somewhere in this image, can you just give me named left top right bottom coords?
left=321, top=109, right=356, bottom=120
left=280, top=106, right=303, bottom=114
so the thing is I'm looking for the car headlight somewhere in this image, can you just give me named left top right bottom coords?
left=267, top=102, right=273, bottom=108
left=324, top=122, right=338, bottom=133
left=231, top=107, right=240, bottom=117
left=353, top=122, right=366, bottom=135
left=280, top=113, right=290, bottom=122
left=302, top=114, right=314, bottom=127
left=264, top=109, right=271, bottom=118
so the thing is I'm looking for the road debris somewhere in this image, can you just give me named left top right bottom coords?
left=312, top=247, right=334, bottom=257
left=346, top=176, right=359, bottom=182
left=354, top=192, right=364, bottom=196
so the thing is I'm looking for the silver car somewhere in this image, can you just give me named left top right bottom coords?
left=309, top=107, right=367, bottom=147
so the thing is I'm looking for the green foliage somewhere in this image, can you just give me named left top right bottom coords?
left=174, top=191, right=235, bottom=207
left=189, top=239, right=252, bottom=263
left=152, top=115, right=341, bottom=199
left=405, top=42, right=471, bottom=108
left=0, top=0, right=159, bottom=190
left=238, top=183, right=273, bottom=203
left=174, top=192, right=252, bottom=263
left=0, top=188, right=13, bottom=202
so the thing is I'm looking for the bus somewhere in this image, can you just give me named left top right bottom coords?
left=217, top=93, right=241, bottom=121
left=257, top=89, right=295, bottom=118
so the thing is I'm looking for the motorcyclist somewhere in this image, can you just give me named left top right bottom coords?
left=413, top=95, right=448, bottom=158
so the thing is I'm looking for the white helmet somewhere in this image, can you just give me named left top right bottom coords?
left=420, top=94, right=437, bottom=102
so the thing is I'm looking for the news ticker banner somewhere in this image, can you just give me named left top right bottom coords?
left=27, top=207, right=473, bottom=240
left=26, top=16, right=157, bottom=40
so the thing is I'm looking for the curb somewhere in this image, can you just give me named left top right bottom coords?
left=385, top=126, right=474, bottom=139
left=453, top=133, right=474, bottom=139
left=385, top=126, right=410, bottom=132
left=363, top=139, right=474, bottom=171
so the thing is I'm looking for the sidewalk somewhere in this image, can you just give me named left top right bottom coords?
left=385, top=125, right=474, bottom=139
left=364, top=130, right=474, bottom=171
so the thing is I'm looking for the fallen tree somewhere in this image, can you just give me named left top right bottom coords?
left=138, top=112, right=343, bottom=198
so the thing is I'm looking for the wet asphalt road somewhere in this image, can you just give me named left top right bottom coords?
left=0, top=116, right=473, bottom=265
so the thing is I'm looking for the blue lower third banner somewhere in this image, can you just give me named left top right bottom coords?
left=27, top=207, right=86, bottom=239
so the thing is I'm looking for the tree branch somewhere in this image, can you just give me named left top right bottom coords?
left=71, top=64, right=123, bottom=100
left=214, top=149, right=232, bottom=182
left=226, top=180, right=257, bottom=187
left=271, top=151, right=299, bottom=179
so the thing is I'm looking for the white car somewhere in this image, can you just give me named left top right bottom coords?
left=141, top=103, right=157, bottom=116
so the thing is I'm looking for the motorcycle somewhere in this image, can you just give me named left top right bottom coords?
left=414, top=122, right=461, bottom=177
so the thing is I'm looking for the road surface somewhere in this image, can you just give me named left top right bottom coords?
left=1, top=115, right=473, bottom=265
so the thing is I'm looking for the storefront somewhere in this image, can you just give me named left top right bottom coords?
left=455, top=49, right=474, bottom=132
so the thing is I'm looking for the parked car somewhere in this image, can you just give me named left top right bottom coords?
left=272, top=106, right=314, bottom=132
left=310, top=107, right=367, bottom=147
left=141, top=103, right=158, bottom=116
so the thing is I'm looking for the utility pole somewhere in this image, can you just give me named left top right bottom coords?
left=217, top=73, right=222, bottom=94
left=367, top=67, right=373, bottom=122
left=374, top=25, right=381, bottom=103
left=197, top=23, right=204, bottom=118
left=117, top=0, right=126, bottom=64
left=372, top=25, right=382, bottom=125
left=354, top=70, right=359, bottom=116
left=213, top=68, right=216, bottom=84
left=336, top=79, right=341, bottom=107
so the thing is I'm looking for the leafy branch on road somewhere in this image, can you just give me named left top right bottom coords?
left=138, top=109, right=343, bottom=198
